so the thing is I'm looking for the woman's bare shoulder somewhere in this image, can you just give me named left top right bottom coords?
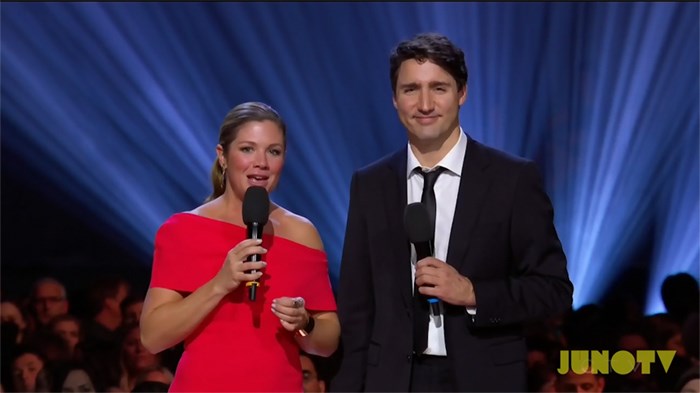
left=272, top=207, right=324, bottom=251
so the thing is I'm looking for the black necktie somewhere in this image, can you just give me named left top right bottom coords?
left=413, top=166, right=446, bottom=354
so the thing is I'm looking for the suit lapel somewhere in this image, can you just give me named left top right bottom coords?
left=446, top=138, right=492, bottom=271
left=385, top=149, right=412, bottom=310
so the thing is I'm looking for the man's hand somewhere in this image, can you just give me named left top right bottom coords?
left=415, top=257, right=476, bottom=307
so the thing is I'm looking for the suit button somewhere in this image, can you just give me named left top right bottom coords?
left=407, top=353, right=413, bottom=361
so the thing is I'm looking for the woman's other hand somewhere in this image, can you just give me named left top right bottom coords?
left=271, top=296, right=309, bottom=332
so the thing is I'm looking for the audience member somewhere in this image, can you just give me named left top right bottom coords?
left=132, top=366, right=173, bottom=386
left=661, top=273, right=699, bottom=326
left=117, top=324, right=168, bottom=392
left=527, top=362, right=557, bottom=392
left=301, top=351, right=326, bottom=393
left=121, top=296, right=144, bottom=328
left=80, top=276, right=130, bottom=391
left=27, top=277, right=69, bottom=335
left=555, top=368, right=605, bottom=393
left=31, top=329, right=73, bottom=364
left=49, top=314, right=83, bottom=360
left=676, top=368, right=699, bottom=393
left=606, top=325, right=655, bottom=392
left=10, top=347, right=46, bottom=392
left=48, top=362, right=96, bottom=393
left=61, top=368, right=96, bottom=392
left=682, top=312, right=699, bottom=364
left=1, top=300, right=28, bottom=344
left=562, top=304, right=610, bottom=351
left=642, top=313, right=686, bottom=357
left=82, top=276, right=130, bottom=347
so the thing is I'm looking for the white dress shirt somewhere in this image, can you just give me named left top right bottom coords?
left=406, top=130, right=468, bottom=356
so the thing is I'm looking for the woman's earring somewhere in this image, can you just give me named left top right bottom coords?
left=221, top=166, right=227, bottom=189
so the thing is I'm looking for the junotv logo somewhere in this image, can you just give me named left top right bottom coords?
left=557, top=350, right=676, bottom=375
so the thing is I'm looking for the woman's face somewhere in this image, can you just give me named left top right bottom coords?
left=220, top=120, right=285, bottom=198
left=123, top=301, right=143, bottom=327
left=53, top=319, right=80, bottom=352
left=122, top=327, right=158, bottom=373
left=12, top=353, right=43, bottom=392
left=666, top=332, right=687, bottom=357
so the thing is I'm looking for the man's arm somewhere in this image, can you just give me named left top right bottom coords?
left=467, top=161, right=573, bottom=327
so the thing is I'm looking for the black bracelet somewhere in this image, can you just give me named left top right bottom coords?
left=296, top=315, right=315, bottom=337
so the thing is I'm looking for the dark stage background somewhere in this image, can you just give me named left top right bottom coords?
left=2, top=2, right=698, bottom=314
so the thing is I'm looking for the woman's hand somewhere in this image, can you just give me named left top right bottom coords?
left=212, top=238, right=267, bottom=295
left=271, top=296, right=309, bottom=332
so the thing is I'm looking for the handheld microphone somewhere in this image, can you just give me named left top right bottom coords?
left=404, top=202, right=440, bottom=316
left=242, top=186, right=270, bottom=301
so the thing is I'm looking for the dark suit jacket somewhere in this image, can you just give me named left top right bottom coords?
left=333, top=136, right=573, bottom=392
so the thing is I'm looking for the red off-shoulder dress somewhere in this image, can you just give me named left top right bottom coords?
left=149, top=213, right=337, bottom=392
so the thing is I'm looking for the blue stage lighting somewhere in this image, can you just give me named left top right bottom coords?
left=2, top=3, right=697, bottom=304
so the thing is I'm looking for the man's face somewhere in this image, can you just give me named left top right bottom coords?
left=32, top=282, right=68, bottom=325
left=556, top=371, right=605, bottom=393
left=52, top=319, right=80, bottom=352
left=393, top=59, right=466, bottom=147
left=300, top=355, right=325, bottom=393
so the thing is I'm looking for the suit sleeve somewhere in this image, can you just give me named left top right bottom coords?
left=468, top=161, right=573, bottom=327
left=332, top=172, right=374, bottom=392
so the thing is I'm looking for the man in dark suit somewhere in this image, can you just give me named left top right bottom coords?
left=333, top=33, right=573, bottom=392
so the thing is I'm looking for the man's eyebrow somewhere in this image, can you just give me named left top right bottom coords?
left=397, top=82, right=419, bottom=89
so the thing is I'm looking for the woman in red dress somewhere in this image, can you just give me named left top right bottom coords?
left=140, top=102, right=339, bottom=392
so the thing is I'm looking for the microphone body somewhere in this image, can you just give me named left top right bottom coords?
left=245, top=222, right=263, bottom=301
left=242, top=186, right=270, bottom=301
left=413, top=241, right=433, bottom=262
left=403, top=203, right=441, bottom=316
left=413, top=240, right=440, bottom=316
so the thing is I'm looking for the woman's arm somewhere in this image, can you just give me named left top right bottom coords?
left=271, top=210, right=340, bottom=356
left=140, top=238, right=267, bottom=354
left=295, top=311, right=340, bottom=357
left=272, top=297, right=340, bottom=357
left=140, top=282, right=225, bottom=354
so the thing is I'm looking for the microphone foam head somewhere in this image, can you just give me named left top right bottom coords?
left=404, top=202, right=433, bottom=243
left=243, top=186, right=270, bottom=225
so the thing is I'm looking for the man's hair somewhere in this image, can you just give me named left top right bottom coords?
left=31, top=277, right=67, bottom=299
left=389, top=32, right=468, bottom=94
left=84, top=276, right=127, bottom=317
left=661, top=272, right=699, bottom=320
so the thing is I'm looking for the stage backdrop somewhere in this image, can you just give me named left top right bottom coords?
left=2, top=2, right=698, bottom=313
